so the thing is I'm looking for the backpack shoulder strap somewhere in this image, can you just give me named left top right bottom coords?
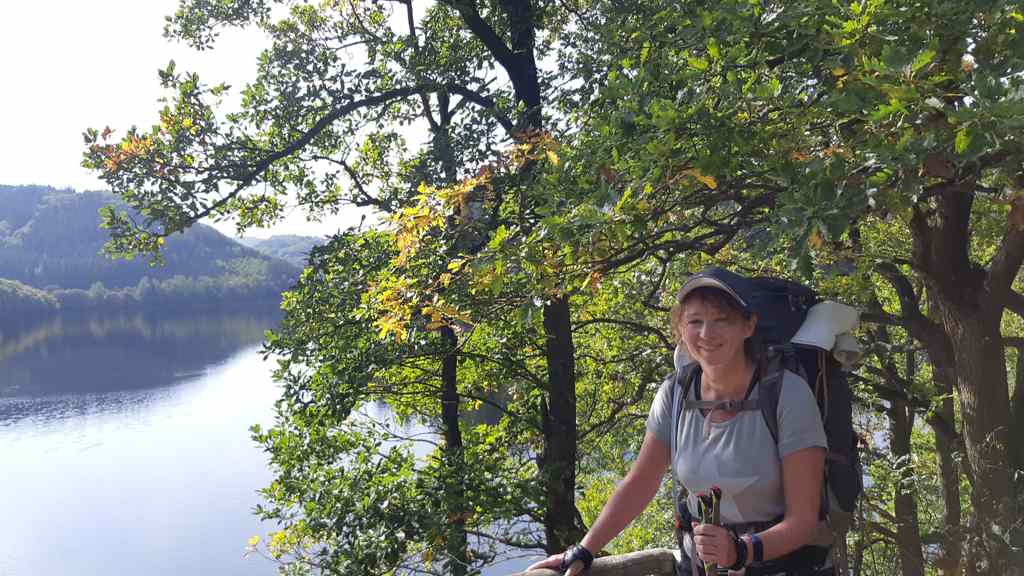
left=670, top=362, right=700, bottom=460
left=758, top=357, right=785, bottom=446
left=670, top=362, right=700, bottom=512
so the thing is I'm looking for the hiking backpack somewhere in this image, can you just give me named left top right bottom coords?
left=669, top=275, right=863, bottom=524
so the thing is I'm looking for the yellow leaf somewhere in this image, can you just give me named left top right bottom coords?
left=426, top=321, right=448, bottom=330
left=247, top=535, right=261, bottom=548
left=809, top=229, right=825, bottom=249
left=545, top=149, right=560, bottom=166
left=832, top=66, right=847, bottom=77
left=581, top=271, right=603, bottom=290
left=681, top=168, right=717, bottom=189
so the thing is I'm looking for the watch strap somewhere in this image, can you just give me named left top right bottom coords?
left=559, top=544, right=595, bottom=573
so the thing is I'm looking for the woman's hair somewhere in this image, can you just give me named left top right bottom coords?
left=670, top=285, right=759, bottom=359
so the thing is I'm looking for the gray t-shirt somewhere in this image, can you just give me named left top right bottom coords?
left=646, top=369, right=827, bottom=525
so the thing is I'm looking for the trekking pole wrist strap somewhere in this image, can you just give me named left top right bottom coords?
left=560, top=544, right=595, bottom=573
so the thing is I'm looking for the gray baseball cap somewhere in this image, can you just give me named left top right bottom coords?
left=677, top=266, right=755, bottom=312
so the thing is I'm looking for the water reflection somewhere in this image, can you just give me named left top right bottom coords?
left=0, top=309, right=278, bottom=425
left=0, top=308, right=282, bottom=576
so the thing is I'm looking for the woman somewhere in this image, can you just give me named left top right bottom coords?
left=527, top=267, right=830, bottom=575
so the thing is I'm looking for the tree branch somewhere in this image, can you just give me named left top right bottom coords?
left=444, top=0, right=517, bottom=71
left=573, top=317, right=673, bottom=350
left=873, top=261, right=948, bottom=352
left=179, top=85, right=434, bottom=230
left=1002, top=337, right=1024, bottom=348
left=859, top=310, right=904, bottom=327
left=987, top=223, right=1024, bottom=302
left=447, top=84, right=516, bottom=134
left=171, top=81, right=514, bottom=234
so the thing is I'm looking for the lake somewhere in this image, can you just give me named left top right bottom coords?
left=0, top=310, right=282, bottom=576
left=0, top=310, right=541, bottom=576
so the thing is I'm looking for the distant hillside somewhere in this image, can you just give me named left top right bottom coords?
left=0, top=185, right=299, bottom=310
left=239, top=235, right=323, bottom=267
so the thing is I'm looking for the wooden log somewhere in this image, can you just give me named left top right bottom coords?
left=507, top=548, right=678, bottom=576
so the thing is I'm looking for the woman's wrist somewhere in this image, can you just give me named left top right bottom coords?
left=735, top=532, right=765, bottom=565
left=559, top=544, right=594, bottom=573
left=728, top=534, right=748, bottom=570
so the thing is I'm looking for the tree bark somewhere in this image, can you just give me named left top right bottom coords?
left=440, top=325, right=469, bottom=576
left=541, top=294, right=582, bottom=552
left=929, top=371, right=963, bottom=576
left=1015, top=350, right=1024, bottom=479
left=890, top=394, right=926, bottom=576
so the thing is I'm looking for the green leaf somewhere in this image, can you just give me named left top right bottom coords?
left=707, top=38, right=720, bottom=61
left=910, top=49, right=935, bottom=74
left=955, top=127, right=971, bottom=154
left=488, top=225, right=509, bottom=250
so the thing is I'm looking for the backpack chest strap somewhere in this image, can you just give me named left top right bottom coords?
left=683, top=399, right=762, bottom=412
left=684, top=398, right=765, bottom=438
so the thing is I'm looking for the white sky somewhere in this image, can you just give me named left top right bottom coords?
left=0, top=1, right=366, bottom=239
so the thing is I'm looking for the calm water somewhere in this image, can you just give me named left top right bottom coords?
left=0, top=310, right=541, bottom=576
left=0, top=310, right=282, bottom=576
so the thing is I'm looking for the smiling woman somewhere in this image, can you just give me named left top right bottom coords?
left=529, top=267, right=832, bottom=576
left=674, top=287, right=757, bottom=374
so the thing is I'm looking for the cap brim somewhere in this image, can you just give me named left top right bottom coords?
left=679, top=277, right=749, bottom=309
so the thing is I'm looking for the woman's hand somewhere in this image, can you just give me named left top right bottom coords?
left=691, top=522, right=737, bottom=568
left=525, top=553, right=585, bottom=576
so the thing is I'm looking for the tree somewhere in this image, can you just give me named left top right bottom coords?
left=557, top=2, right=1024, bottom=573
left=86, top=1, right=1024, bottom=574
left=83, top=0, right=623, bottom=569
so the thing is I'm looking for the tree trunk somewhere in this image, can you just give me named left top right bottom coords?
left=890, top=395, right=926, bottom=576
left=454, top=0, right=581, bottom=554
left=541, top=295, right=581, bottom=553
left=941, top=309, right=1016, bottom=574
left=851, top=534, right=865, bottom=576
left=928, top=372, right=963, bottom=576
left=1015, top=349, right=1024, bottom=482
left=434, top=94, right=468, bottom=574
left=441, top=326, right=468, bottom=576
left=909, top=185, right=1018, bottom=575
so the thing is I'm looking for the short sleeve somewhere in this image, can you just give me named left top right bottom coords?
left=646, top=377, right=674, bottom=447
left=776, top=371, right=828, bottom=458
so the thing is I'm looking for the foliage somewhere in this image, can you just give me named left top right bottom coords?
left=85, top=0, right=1024, bottom=575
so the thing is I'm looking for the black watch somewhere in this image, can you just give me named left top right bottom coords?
left=728, top=533, right=748, bottom=571
left=560, top=544, right=595, bottom=573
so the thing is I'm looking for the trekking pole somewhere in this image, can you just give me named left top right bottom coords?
left=697, top=487, right=723, bottom=575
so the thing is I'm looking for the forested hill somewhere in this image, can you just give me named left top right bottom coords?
left=0, top=185, right=298, bottom=309
left=239, top=235, right=323, bottom=267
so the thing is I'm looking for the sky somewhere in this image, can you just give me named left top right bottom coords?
left=0, top=1, right=362, bottom=238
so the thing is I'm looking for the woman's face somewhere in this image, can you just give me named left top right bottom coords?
left=680, top=294, right=757, bottom=370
